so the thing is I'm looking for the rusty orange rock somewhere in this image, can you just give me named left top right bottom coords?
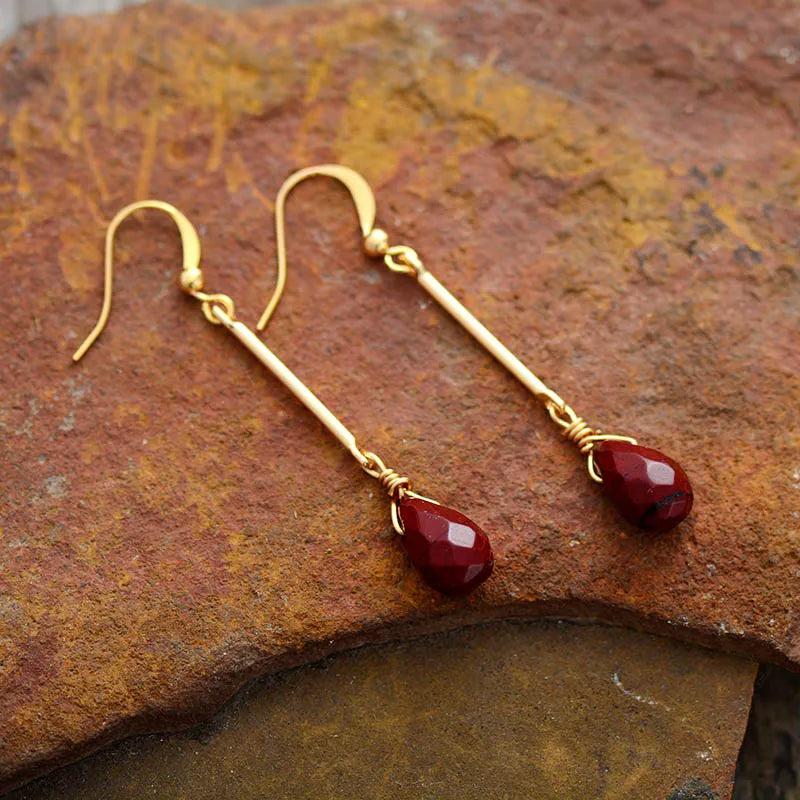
left=0, top=0, right=798, bottom=790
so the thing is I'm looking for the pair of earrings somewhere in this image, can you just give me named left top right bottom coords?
left=73, top=165, right=693, bottom=597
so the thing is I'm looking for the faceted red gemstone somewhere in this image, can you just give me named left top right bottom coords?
left=593, top=441, right=693, bottom=533
left=397, top=496, right=494, bottom=596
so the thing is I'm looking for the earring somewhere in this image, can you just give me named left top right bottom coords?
left=74, top=200, right=494, bottom=597
left=258, top=166, right=693, bottom=534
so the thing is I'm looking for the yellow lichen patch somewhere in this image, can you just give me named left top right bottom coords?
left=130, top=431, right=237, bottom=520
left=1, top=1, right=298, bottom=259
left=8, top=101, right=31, bottom=197
left=0, top=635, right=20, bottom=683
left=224, top=150, right=254, bottom=196
left=331, top=37, right=680, bottom=267
left=80, top=438, right=103, bottom=466
left=681, top=191, right=765, bottom=261
left=336, top=75, right=425, bottom=184
left=304, top=58, right=331, bottom=105
left=112, top=404, right=149, bottom=427
left=289, top=104, right=327, bottom=166
left=59, top=230, right=104, bottom=292
left=135, top=113, right=160, bottom=199
left=239, top=413, right=264, bottom=435
left=73, top=529, right=100, bottom=568
left=713, top=203, right=762, bottom=253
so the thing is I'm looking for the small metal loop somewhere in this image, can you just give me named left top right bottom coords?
left=546, top=400, right=577, bottom=429
left=403, top=489, right=440, bottom=506
left=358, top=449, right=440, bottom=536
left=358, top=449, right=386, bottom=480
left=384, top=245, right=423, bottom=276
left=383, top=472, right=411, bottom=497
left=390, top=497, right=405, bottom=536
left=359, top=449, right=411, bottom=500
left=587, top=452, right=603, bottom=483
left=585, top=437, right=638, bottom=483
left=191, top=291, right=235, bottom=325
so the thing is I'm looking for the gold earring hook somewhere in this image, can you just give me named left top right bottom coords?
left=256, top=164, right=379, bottom=331
left=72, top=200, right=234, bottom=362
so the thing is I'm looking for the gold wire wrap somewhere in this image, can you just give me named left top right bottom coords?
left=358, top=450, right=439, bottom=534
left=365, top=455, right=411, bottom=497
left=359, top=450, right=411, bottom=535
left=547, top=402, right=596, bottom=455
left=546, top=401, right=637, bottom=482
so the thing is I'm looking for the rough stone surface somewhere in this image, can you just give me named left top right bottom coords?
left=4, top=621, right=756, bottom=800
left=0, top=0, right=797, bottom=789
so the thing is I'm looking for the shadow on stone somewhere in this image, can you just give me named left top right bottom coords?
left=733, top=664, right=800, bottom=800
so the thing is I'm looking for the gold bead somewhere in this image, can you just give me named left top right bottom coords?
left=363, top=228, right=389, bottom=257
left=180, top=268, right=204, bottom=293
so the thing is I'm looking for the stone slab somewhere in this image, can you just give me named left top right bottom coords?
left=0, top=0, right=797, bottom=789
left=4, top=621, right=757, bottom=800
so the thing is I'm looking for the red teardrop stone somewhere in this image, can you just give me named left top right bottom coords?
left=397, top=497, right=494, bottom=596
left=593, top=441, right=693, bottom=533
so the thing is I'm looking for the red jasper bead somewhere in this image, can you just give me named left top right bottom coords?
left=593, top=441, right=693, bottom=533
left=397, top=496, right=494, bottom=596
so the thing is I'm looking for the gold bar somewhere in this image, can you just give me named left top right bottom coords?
left=212, top=306, right=368, bottom=467
left=416, top=271, right=565, bottom=409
